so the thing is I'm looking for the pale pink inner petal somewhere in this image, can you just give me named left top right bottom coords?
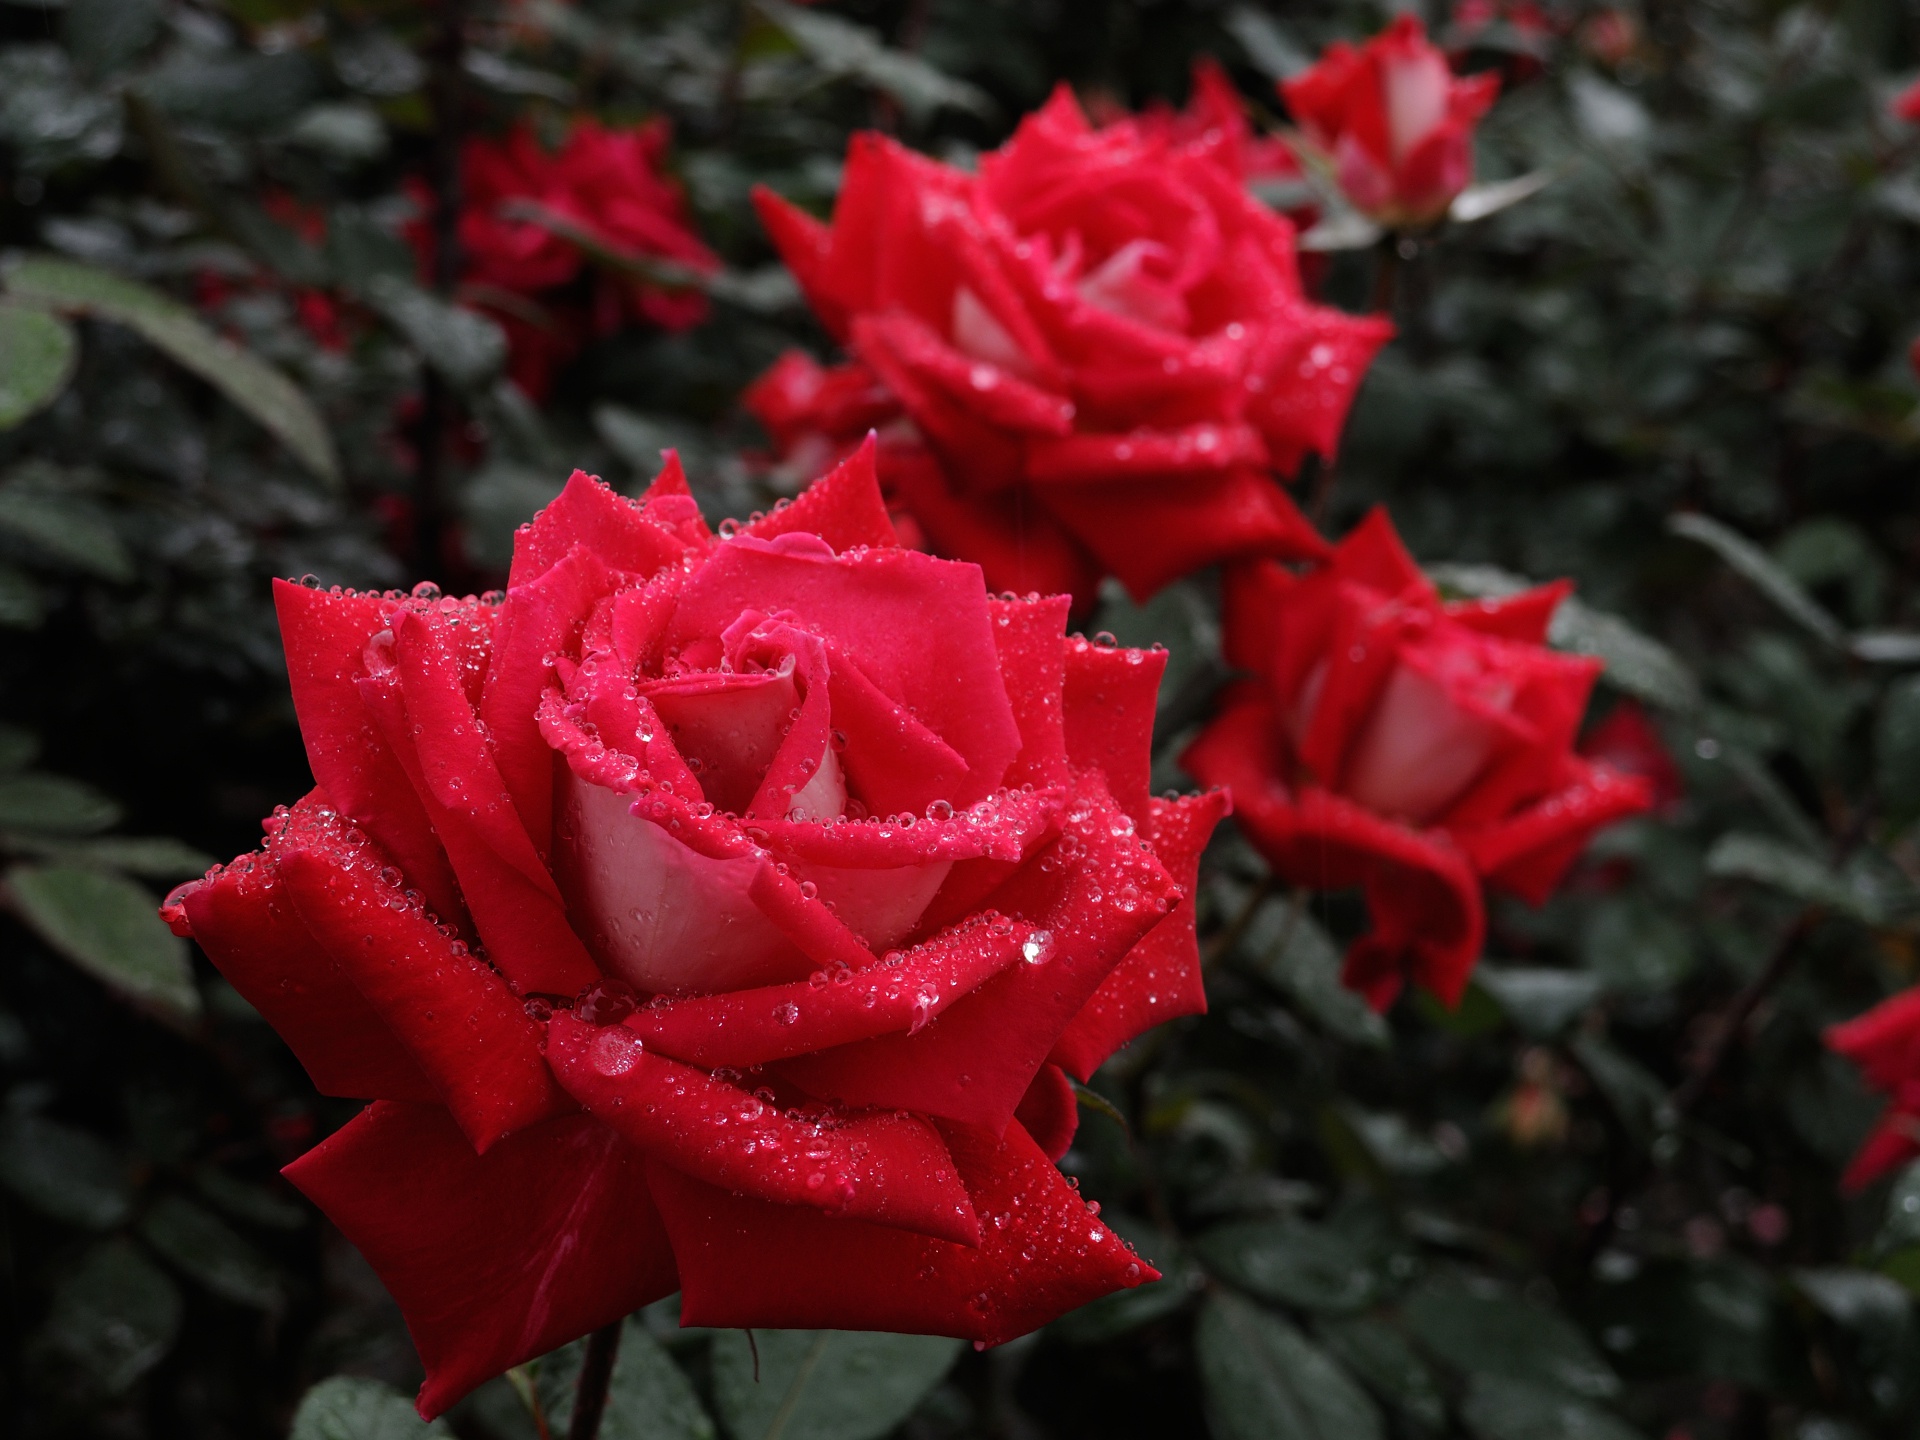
left=951, top=286, right=1037, bottom=378
left=643, top=660, right=799, bottom=815
left=554, top=768, right=808, bottom=994
left=1340, top=660, right=1502, bottom=825
left=1075, top=239, right=1189, bottom=333
left=1382, top=50, right=1451, bottom=163
left=784, top=743, right=848, bottom=822
left=791, top=858, right=955, bottom=950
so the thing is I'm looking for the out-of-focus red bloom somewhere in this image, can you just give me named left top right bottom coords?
left=1450, top=0, right=1557, bottom=82
left=410, top=118, right=718, bottom=397
left=1282, top=16, right=1501, bottom=228
left=1580, top=9, right=1641, bottom=67
left=164, top=446, right=1225, bottom=1417
left=1909, top=332, right=1920, bottom=380
left=1137, top=58, right=1306, bottom=189
left=1181, top=510, right=1652, bottom=1009
left=1580, top=700, right=1683, bottom=815
left=752, top=74, right=1390, bottom=607
left=1828, top=990, right=1920, bottom=1188
left=1892, top=76, right=1920, bottom=123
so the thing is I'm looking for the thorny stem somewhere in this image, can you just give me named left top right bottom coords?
left=415, top=0, right=466, bottom=586
left=567, top=1321, right=623, bottom=1440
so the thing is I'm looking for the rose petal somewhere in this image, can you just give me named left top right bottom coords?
left=1063, top=635, right=1166, bottom=830
left=740, top=435, right=899, bottom=552
left=548, top=1014, right=979, bottom=1245
left=507, top=469, right=689, bottom=591
left=1014, top=1064, right=1079, bottom=1162
left=284, top=1103, right=676, bottom=1419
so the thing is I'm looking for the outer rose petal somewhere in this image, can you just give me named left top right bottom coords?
left=548, top=1014, right=979, bottom=1245
left=177, top=796, right=437, bottom=1104
left=1455, top=759, right=1653, bottom=903
left=274, top=821, right=570, bottom=1152
left=1828, top=988, right=1920, bottom=1094
left=284, top=1103, right=677, bottom=1419
left=1183, top=690, right=1482, bottom=1008
left=990, top=594, right=1074, bottom=791
left=1015, top=1063, right=1080, bottom=1162
left=648, top=1119, right=1153, bottom=1344
left=507, top=469, right=689, bottom=590
left=1051, top=789, right=1229, bottom=1078
left=1062, top=636, right=1168, bottom=830
left=1840, top=1105, right=1920, bottom=1191
left=741, top=435, right=900, bottom=552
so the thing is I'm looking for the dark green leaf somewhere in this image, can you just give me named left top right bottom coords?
left=28, top=836, right=219, bottom=879
left=0, top=486, right=132, bottom=580
left=1877, top=677, right=1920, bottom=820
left=1705, top=832, right=1882, bottom=922
left=1568, top=1034, right=1671, bottom=1145
left=138, top=1193, right=284, bottom=1309
left=0, top=773, right=120, bottom=834
left=0, top=1110, right=131, bottom=1228
left=757, top=1, right=994, bottom=122
left=1669, top=512, right=1847, bottom=650
left=1315, top=1316, right=1447, bottom=1429
left=1460, top=1375, right=1644, bottom=1440
left=363, top=276, right=508, bottom=391
left=1402, top=1276, right=1619, bottom=1398
left=1196, top=1218, right=1382, bottom=1313
left=135, top=51, right=320, bottom=130
left=33, top=1239, right=181, bottom=1394
left=0, top=723, right=38, bottom=771
left=1476, top=967, right=1604, bottom=1037
left=5, top=257, right=339, bottom=484
left=291, top=1375, right=452, bottom=1440
left=536, top=1319, right=716, bottom=1440
left=8, top=864, right=198, bottom=1019
left=0, top=303, right=77, bottom=428
left=1882, top=1162, right=1920, bottom=1253
left=1582, top=900, right=1695, bottom=994
left=1196, top=1291, right=1384, bottom=1440
left=710, top=1328, right=962, bottom=1440
left=61, top=0, right=161, bottom=77
left=192, top=1167, right=307, bottom=1232
left=0, top=563, right=45, bottom=628
left=1239, top=897, right=1389, bottom=1047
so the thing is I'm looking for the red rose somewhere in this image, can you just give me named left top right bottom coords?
left=1181, top=509, right=1651, bottom=1009
left=1580, top=700, right=1683, bottom=816
left=1282, top=16, right=1501, bottom=228
left=162, top=444, right=1225, bottom=1417
left=1894, top=76, right=1920, bottom=124
left=752, top=84, right=1392, bottom=607
left=1827, top=990, right=1920, bottom=1188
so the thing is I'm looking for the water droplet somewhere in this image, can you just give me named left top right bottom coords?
left=773, top=1001, right=801, bottom=1026
left=1021, top=930, right=1055, bottom=965
left=926, top=799, right=953, bottom=822
left=589, top=1026, right=644, bottom=1077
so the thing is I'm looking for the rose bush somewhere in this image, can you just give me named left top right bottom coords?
left=414, top=119, right=717, bottom=396
left=1281, top=15, right=1500, bottom=228
left=749, top=77, right=1392, bottom=607
left=159, top=445, right=1224, bottom=1417
left=1181, top=509, right=1651, bottom=1008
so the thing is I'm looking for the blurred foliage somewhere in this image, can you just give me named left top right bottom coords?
left=7, top=0, right=1920, bottom=1438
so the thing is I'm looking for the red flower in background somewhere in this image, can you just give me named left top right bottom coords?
left=162, top=445, right=1224, bottom=1417
left=1828, top=991, right=1920, bottom=1188
left=751, top=75, right=1391, bottom=608
left=1580, top=700, right=1683, bottom=815
left=1450, top=0, right=1557, bottom=82
left=1282, top=16, right=1501, bottom=228
left=1892, top=76, right=1920, bottom=123
left=414, top=118, right=718, bottom=397
left=1182, top=510, right=1651, bottom=1009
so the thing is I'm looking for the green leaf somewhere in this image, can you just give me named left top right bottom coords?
left=363, top=275, right=508, bottom=390
left=1460, top=1375, right=1644, bottom=1440
left=0, top=563, right=45, bottom=628
left=61, top=0, right=161, bottom=77
left=26, top=835, right=219, bottom=879
left=8, top=864, right=199, bottom=1019
left=135, top=51, right=320, bottom=131
left=1881, top=1162, right=1920, bottom=1253
left=1224, top=7, right=1314, bottom=79
left=1705, top=832, right=1884, bottom=922
left=0, top=303, right=77, bottom=427
left=1195, top=1218, right=1383, bottom=1313
left=138, top=1193, right=283, bottom=1309
left=710, top=1329, right=962, bottom=1440
left=1568, top=1034, right=1672, bottom=1145
left=0, top=487, right=133, bottom=580
left=0, top=723, right=38, bottom=770
left=291, top=1376, right=452, bottom=1440
left=1669, top=512, right=1846, bottom=650
left=536, top=1319, right=716, bottom=1440
left=1476, top=967, right=1604, bottom=1037
left=1196, top=1291, right=1384, bottom=1440
left=1581, top=900, right=1695, bottom=994
left=33, top=1239, right=181, bottom=1394
left=0, top=773, right=120, bottom=833
left=4, top=257, right=339, bottom=484
left=1238, top=896, right=1389, bottom=1047
left=1793, top=1268, right=1913, bottom=1332
left=463, top=460, right=568, bottom=571
left=1450, top=171, right=1555, bottom=224
left=0, top=1110, right=131, bottom=1229
left=1402, top=1276, right=1619, bottom=1398
left=191, top=1167, right=308, bottom=1232
left=756, top=1, right=994, bottom=122
left=1878, top=677, right=1920, bottom=821
left=1315, top=1317, right=1447, bottom=1429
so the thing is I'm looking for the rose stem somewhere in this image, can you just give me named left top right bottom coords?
left=568, top=1321, right=623, bottom=1440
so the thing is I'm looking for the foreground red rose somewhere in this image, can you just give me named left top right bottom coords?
left=1827, top=991, right=1920, bottom=1189
left=1282, top=16, right=1501, bottom=228
left=161, top=443, right=1224, bottom=1416
left=412, top=118, right=718, bottom=396
left=750, top=80, right=1392, bottom=607
left=1182, top=510, right=1651, bottom=1008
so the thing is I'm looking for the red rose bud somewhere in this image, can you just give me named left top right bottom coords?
left=751, top=76, right=1392, bottom=608
left=1182, top=509, right=1652, bottom=1011
left=1282, top=16, right=1501, bottom=228
left=1827, top=989, right=1920, bottom=1189
left=163, top=443, right=1225, bottom=1418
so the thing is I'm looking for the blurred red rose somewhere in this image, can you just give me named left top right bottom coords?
left=1893, top=76, right=1920, bottom=123
left=1580, top=700, right=1683, bottom=815
left=1827, top=990, right=1920, bottom=1188
left=1450, top=0, right=1557, bottom=82
left=1182, top=509, right=1652, bottom=1009
left=411, top=118, right=718, bottom=397
left=1580, top=9, right=1641, bottom=67
left=1282, top=16, right=1501, bottom=228
left=752, top=79, right=1391, bottom=607
left=163, top=444, right=1224, bottom=1417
